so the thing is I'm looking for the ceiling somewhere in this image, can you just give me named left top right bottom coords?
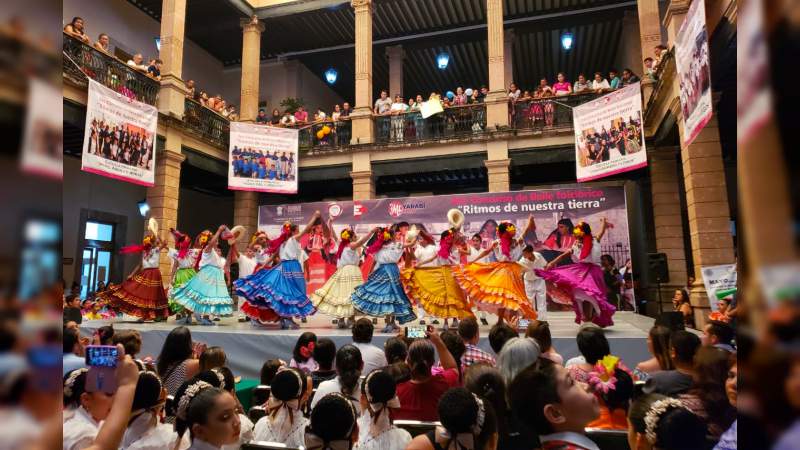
left=128, top=0, right=634, bottom=100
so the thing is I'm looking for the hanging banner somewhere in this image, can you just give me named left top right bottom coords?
left=573, top=83, right=647, bottom=182
left=700, top=264, right=737, bottom=311
left=737, top=0, right=772, bottom=144
left=228, top=122, right=298, bottom=194
left=21, top=78, right=63, bottom=179
left=258, top=186, right=635, bottom=310
left=675, top=0, right=713, bottom=145
left=81, top=79, right=157, bottom=186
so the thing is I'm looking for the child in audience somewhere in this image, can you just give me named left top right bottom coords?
left=627, top=393, right=708, bottom=450
left=357, top=370, right=412, bottom=450
left=566, top=325, right=610, bottom=383
left=526, top=320, right=564, bottom=365
left=395, top=331, right=460, bottom=421
left=312, top=344, right=364, bottom=413
left=305, top=392, right=360, bottom=450
left=252, top=368, right=310, bottom=447
left=63, top=368, right=114, bottom=450
left=488, top=321, right=519, bottom=354
left=199, top=346, right=227, bottom=372
left=209, top=367, right=255, bottom=450
left=406, top=387, right=498, bottom=450
left=174, top=379, right=242, bottom=450
left=311, top=338, right=338, bottom=387
left=260, top=359, right=285, bottom=386
left=289, top=331, right=319, bottom=374
left=585, top=356, right=634, bottom=430
left=120, top=371, right=189, bottom=450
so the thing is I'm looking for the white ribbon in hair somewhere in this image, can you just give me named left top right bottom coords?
left=644, top=398, right=686, bottom=444
left=63, top=368, right=88, bottom=400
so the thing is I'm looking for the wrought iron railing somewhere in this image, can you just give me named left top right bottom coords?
left=374, top=103, right=487, bottom=145
left=291, top=119, right=353, bottom=153
left=601, top=243, right=631, bottom=268
left=184, top=98, right=230, bottom=148
left=62, top=33, right=160, bottom=106
left=511, top=91, right=603, bottom=132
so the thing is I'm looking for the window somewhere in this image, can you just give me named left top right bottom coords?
left=85, top=221, right=114, bottom=242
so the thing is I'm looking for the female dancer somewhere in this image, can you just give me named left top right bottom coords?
left=171, top=226, right=234, bottom=325
left=236, top=212, right=320, bottom=329
left=98, top=229, right=169, bottom=322
left=407, top=229, right=438, bottom=325
left=454, top=216, right=536, bottom=324
left=167, top=228, right=199, bottom=324
left=311, top=221, right=371, bottom=328
left=351, top=226, right=417, bottom=333
left=535, top=218, right=616, bottom=327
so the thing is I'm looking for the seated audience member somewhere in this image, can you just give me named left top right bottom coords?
left=622, top=68, right=641, bottom=86
left=574, top=73, right=591, bottom=93
left=678, top=347, right=736, bottom=439
left=592, top=72, right=610, bottom=91
left=311, top=338, right=337, bottom=387
left=305, top=392, right=359, bottom=450
left=312, top=344, right=363, bottom=412
left=146, top=59, right=162, bottom=81
left=356, top=370, right=412, bottom=450
left=708, top=297, right=732, bottom=323
left=199, top=346, right=227, bottom=372
left=635, top=325, right=674, bottom=378
left=714, top=356, right=737, bottom=450
left=395, top=330, right=460, bottom=421
left=63, top=367, right=114, bottom=450
left=64, top=17, right=90, bottom=43
left=200, top=367, right=255, bottom=450
left=384, top=336, right=408, bottom=365
left=126, top=53, right=148, bottom=72
left=459, top=317, right=496, bottom=367
left=702, top=320, right=736, bottom=352
left=256, top=109, right=268, bottom=124
left=509, top=359, right=600, bottom=450
left=252, top=368, right=310, bottom=447
left=112, top=329, right=142, bottom=358
left=627, top=393, right=708, bottom=450
left=406, top=388, right=498, bottom=450
left=120, top=371, right=188, bottom=450
left=156, top=326, right=200, bottom=395
left=497, top=337, right=540, bottom=383
left=289, top=331, right=318, bottom=374
left=672, top=288, right=694, bottom=328
left=260, top=359, right=285, bottom=386
left=63, top=326, right=86, bottom=376
left=566, top=325, right=611, bottom=383
left=488, top=321, right=519, bottom=354
left=174, top=379, right=242, bottom=450
left=608, top=69, right=622, bottom=89
left=526, top=320, right=563, bottom=365
left=644, top=330, right=701, bottom=396
left=64, top=294, right=82, bottom=325
left=352, top=318, right=388, bottom=374
left=586, top=357, right=634, bottom=430
left=92, top=325, right=115, bottom=345
left=436, top=330, right=466, bottom=382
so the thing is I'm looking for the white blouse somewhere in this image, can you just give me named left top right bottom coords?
left=493, top=240, right=523, bottom=262
left=572, top=238, right=602, bottom=265
left=518, top=253, right=547, bottom=288
left=62, top=407, right=100, bottom=450
left=375, top=242, right=404, bottom=265
left=121, top=412, right=189, bottom=450
left=238, top=254, right=257, bottom=278
left=141, top=248, right=161, bottom=269
left=414, top=244, right=439, bottom=268
left=199, top=249, right=225, bottom=269
left=338, top=246, right=360, bottom=268
left=468, top=246, right=492, bottom=264
left=169, top=248, right=200, bottom=269
left=279, top=237, right=303, bottom=261
left=222, top=413, right=254, bottom=450
left=356, top=413, right=412, bottom=450
left=252, top=413, right=309, bottom=448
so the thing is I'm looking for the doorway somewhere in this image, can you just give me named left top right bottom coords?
left=80, top=221, right=115, bottom=299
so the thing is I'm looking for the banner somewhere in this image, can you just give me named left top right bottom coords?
left=258, top=186, right=635, bottom=310
left=420, top=98, right=444, bottom=119
left=81, top=79, right=157, bottom=186
left=573, top=83, right=647, bottom=182
left=737, top=0, right=772, bottom=144
left=675, top=0, right=713, bottom=145
left=700, top=264, right=737, bottom=311
left=21, top=78, right=63, bottom=179
left=229, top=122, right=298, bottom=193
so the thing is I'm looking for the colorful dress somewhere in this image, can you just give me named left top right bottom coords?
left=351, top=242, right=417, bottom=324
left=167, top=248, right=199, bottom=315
left=310, top=246, right=363, bottom=318
left=535, top=240, right=616, bottom=327
left=99, top=248, right=169, bottom=321
left=236, top=237, right=315, bottom=321
left=403, top=248, right=473, bottom=320
left=171, top=249, right=233, bottom=316
left=454, top=241, right=536, bottom=318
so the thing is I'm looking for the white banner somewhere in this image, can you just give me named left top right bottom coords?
left=573, top=83, right=647, bottom=182
left=228, top=122, right=299, bottom=193
left=21, top=78, right=63, bottom=179
left=700, top=264, right=737, bottom=311
left=676, top=0, right=713, bottom=145
left=81, top=79, right=157, bottom=186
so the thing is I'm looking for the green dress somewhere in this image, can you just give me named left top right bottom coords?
left=168, top=249, right=199, bottom=314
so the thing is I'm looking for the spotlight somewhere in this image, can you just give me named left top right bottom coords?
left=155, top=37, right=161, bottom=52
left=324, top=68, right=338, bottom=84
left=137, top=200, right=150, bottom=218
left=436, top=52, right=450, bottom=70
left=561, top=32, right=573, bottom=51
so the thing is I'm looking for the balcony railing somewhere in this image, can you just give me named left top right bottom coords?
left=184, top=98, right=230, bottom=148
left=511, top=91, right=604, bottom=132
left=294, top=119, right=352, bottom=153
left=62, top=33, right=160, bottom=106
left=375, top=103, right=487, bottom=145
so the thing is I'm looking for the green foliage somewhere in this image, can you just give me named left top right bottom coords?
left=279, top=97, right=305, bottom=113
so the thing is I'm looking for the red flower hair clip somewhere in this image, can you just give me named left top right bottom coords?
left=299, top=342, right=315, bottom=359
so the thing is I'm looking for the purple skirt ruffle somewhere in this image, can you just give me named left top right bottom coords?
left=535, top=262, right=616, bottom=327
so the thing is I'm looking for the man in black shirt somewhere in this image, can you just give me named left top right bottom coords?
left=63, top=294, right=82, bottom=326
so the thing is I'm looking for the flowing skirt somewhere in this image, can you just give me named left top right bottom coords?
left=168, top=267, right=196, bottom=314
left=98, top=268, right=169, bottom=320
left=171, top=265, right=233, bottom=316
left=535, top=262, right=616, bottom=327
left=235, top=259, right=315, bottom=320
left=453, top=262, right=536, bottom=318
left=310, top=264, right=363, bottom=318
left=351, top=263, right=417, bottom=324
left=402, top=266, right=474, bottom=319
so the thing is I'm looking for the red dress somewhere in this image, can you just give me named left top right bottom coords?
left=98, top=248, right=169, bottom=320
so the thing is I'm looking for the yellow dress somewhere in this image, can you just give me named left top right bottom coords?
left=402, top=263, right=474, bottom=319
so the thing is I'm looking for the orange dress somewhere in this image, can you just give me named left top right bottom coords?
left=587, top=405, right=628, bottom=430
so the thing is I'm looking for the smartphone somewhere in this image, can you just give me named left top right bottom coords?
left=518, top=319, right=530, bottom=330
left=405, top=325, right=428, bottom=339
left=85, top=345, right=118, bottom=394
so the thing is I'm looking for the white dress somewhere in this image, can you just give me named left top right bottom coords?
left=252, top=410, right=308, bottom=448
left=200, top=248, right=226, bottom=269
left=467, top=246, right=493, bottom=264
left=121, top=412, right=190, bottom=450
left=356, top=412, right=412, bottom=450
left=280, top=237, right=303, bottom=261
left=62, top=407, right=100, bottom=450
left=414, top=244, right=439, bottom=268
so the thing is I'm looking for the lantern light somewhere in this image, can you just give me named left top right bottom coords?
left=436, top=52, right=450, bottom=70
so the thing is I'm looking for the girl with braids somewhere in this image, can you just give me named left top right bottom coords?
left=171, top=226, right=235, bottom=325
left=313, top=344, right=364, bottom=413
left=311, top=221, right=371, bottom=328
left=304, top=392, right=359, bottom=450
left=357, top=370, right=412, bottom=450
left=167, top=228, right=200, bottom=324
left=236, top=212, right=321, bottom=329
left=120, top=371, right=189, bottom=450
left=173, top=379, right=241, bottom=450
left=97, top=229, right=170, bottom=322
left=252, top=368, right=310, bottom=447
left=536, top=218, right=616, bottom=327
left=454, top=216, right=537, bottom=324
left=406, top=388, right=498, bottom=450
left=62, top=368, right=114, bottom=450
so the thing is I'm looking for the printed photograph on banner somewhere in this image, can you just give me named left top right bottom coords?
left=675, top=0, right=713, bottom=145
left=572, top=83, right=647, bottom=182
left=80, top=79, right=158, bottom=186
left=21, top=78, right=63, bottom=179
left=228, top=122, right=298, bottom=194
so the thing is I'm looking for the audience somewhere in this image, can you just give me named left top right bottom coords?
left=64, top=295, right=82, bottom=325
left=437, top=330, right=467, bottom=382
left=574, top=73, right=590, bottom=93
left=488, top=321, right=519, bottom=354
left=312, top=344, right=363, bottom=412
left=566, top=325, right=611, bottom=383
left=592, top=72, right=610, bottom=91
left=63, top=368, right=113, bottom=450
left=406, top=387, right=498, bottom=450
left=644, top=330, right=701, bottom=396
left=609, top=68, right=622, bottom=89
left=199, top=346, right=227, bottom=372
left=126, top=53, right=148, bottom=72
left=497, top=337, right=541, bottom=383
left=173, top=379, right=241, bottom=449
left=635, top=325, right=674, bottom=377
left=678, top=346, right=737, bottom=438
left=259, top=359, right=285, bottom=386
left=305, top=392, right=359, bottom=450
left=252, top=368, right=309, bottom=447
left=357, top=369, right=412, bottom=450
left=64, top=16, right=90, bottom=43
left=586, top=358, right=634, bottom=430
left=627, top=393, right=708, bottom=450
left=199, top=367, right=255, bottom=450
left=289, top=331, right=318, bottom=374
left=622, top=68, right=641, bottom=86
left=256, top=109, right=268, bottom=124
left=672, top=289, right=695, bottom=328
left=146, top=59, right=162, bottom=81
left=459, top=317, right=496, bottom=367
left=311, top=338, right=337, bottom=387
left=526, top=320, right=563, bottom=365
left=384, top=336, right=411, bottom=383
left=156, top=326, right=200, bottom=395
left=714, top=356, right=737, bottom=450
left=119, top=370, right=187, bottom=450
left=63, top=326, right=86, bottom=375
left=702, top=320, right=736, bottom=352
left=352, top=318, right=388, bottom=374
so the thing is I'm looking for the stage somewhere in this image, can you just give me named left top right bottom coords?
left=81, top=311, right=655, bottom=380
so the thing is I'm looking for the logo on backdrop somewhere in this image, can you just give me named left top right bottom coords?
left=388, top=201, right=404, bottom=217
left=328, top=204, right=342, bottom=218
left=353, top=202, right=367, bottom=217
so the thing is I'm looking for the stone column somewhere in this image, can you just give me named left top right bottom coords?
left=146, top=128, right=185, bottom=282
left=386, top=45, right=404, bottom=98
left=664, top=0, right=690, bottom=48
left=350, top=0, right=375, bottom=144
left=233, top=192, right=260, bottom=251
left=158, top=0, right=188, bottom=118
left=504, top=29, right=514, bottom=88
left=485, top=0, right=509, bottom=128
left=485, top=140, right=510, bottom=192
left=635, top=0, right=660, bottom=101
left=239, top=16, right=265, bottom=123
left=351, top=151, right=374, bottom=199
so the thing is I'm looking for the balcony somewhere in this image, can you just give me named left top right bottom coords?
left=511, top=91, right=604, bottom=133
left=183, top=98, right=230, bottom=149
left=375, top=103, right=487, bottom=146
left=62, top=34, right=160, bottom=106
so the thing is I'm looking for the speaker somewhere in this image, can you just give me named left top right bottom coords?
left=648, top=253, right=669, bottom=283
left=655, top=312, right=685, bottom=331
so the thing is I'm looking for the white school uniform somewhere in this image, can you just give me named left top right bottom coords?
left=518, top=252, right=548, bottom=320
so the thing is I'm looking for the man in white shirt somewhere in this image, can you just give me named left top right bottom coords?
left=389, top=94, right=408, bottom=142
left=519, top=244, right=548, bottom=320
left=126, top=53, right=148, bottom=72
left=351, top=318, right=387, bottom=375
left=62, top=326, right=86, bottom=376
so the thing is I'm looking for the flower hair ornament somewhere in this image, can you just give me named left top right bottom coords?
left=63, top=368, right=88, bottom=399
left=435, top=393, right=486, bottom=450
left=336, top=229, right=354, bottom=261
left=437, top=228, right=457, bottom=259
left=176, top=380, right=212, bottom=421
left=299, top=341, right=316, bottom=359
left=340, top=229, right=353, bottom=241
left=587, top=355, right=620, bottom=394
left=573, top=222, right=587, bottom=238
left=644, top=398, right=687, bottom=444
left=211, top=368, right=226, bottom=390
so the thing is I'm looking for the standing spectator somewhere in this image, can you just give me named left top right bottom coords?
left=314, top=107, right=327, bottom=121
left=270, top=108, right=281, bottom=125
left=374, top=90, right=392, bottom=140
left=479, top=85, right=489, bottom=101
left=653, top=44, right=668, bottom=69
left=294, top=105, right=308, bottom=124
left=574, top=73, right=591, bottom=93
left=622, top=68, right=641, bottom=86
left=126, top=53, right=148, bottom=72
left=156, top=326, right=200, bottom=395
left=227, top=105, right=239, bottom=121
left=256, top=109, right=268, bottom=124
left=453, top=87, right=468, bottom=105
left=94, top=33, right=110, bottom=54
left=608, top=68, right=622, bottom=89
left=592, top=72, right=610, bottom=91
left=63, top=326, right=86, bottom=376
left=351, top=318, right=388, bottom=375
left=600, top=254, right=621, bottom=308
left=64, top=17, right=90, bottom=43
left=507, top=82, right=521, bottom=101
left=553, top=72, right=572, bottom=96
left=644, top=57, right=657, bottom=80
left=458, top=317, right=496, bottom=368
left=280, top=110, right=296, bottom=126
left=389, top=94, right=408, bottom=142
left=643, top=330, right=700, bottom=396
left=341, top=102, right=352, bottom=117
left=185, top=80, right=195, bottom=99
left=331, top=104, right=342, bottom=121
left=64, top=294, right=82, bottom=326
left=146, top=59, right=162, bottom=81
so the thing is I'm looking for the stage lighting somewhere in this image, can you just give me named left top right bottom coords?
left=561, top=32, right=574, bottom=51
left=324, top=68, right=338, bottom=84
left=437, top=52, right=450, bottom=70
left=155, top=37, right=161, bottom=52
left=137, top=200, right=150, bottom=218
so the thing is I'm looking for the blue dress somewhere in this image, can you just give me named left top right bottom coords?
left=171, top=249, right=233, bottom=315
left=351, top=242, right=417, bottom=324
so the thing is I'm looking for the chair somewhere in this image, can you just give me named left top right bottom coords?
left=395, top=420, right=440, bottom=437
left=585, top=428, right=630, bottom=450
left=242, top=442, right=301, bottom=450
left=252, top=385, right=271, bottom=406
left=248, top=405, right=268, bottom=423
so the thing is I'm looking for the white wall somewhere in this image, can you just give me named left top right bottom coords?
left=62, top=0, right=226, bottom=96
